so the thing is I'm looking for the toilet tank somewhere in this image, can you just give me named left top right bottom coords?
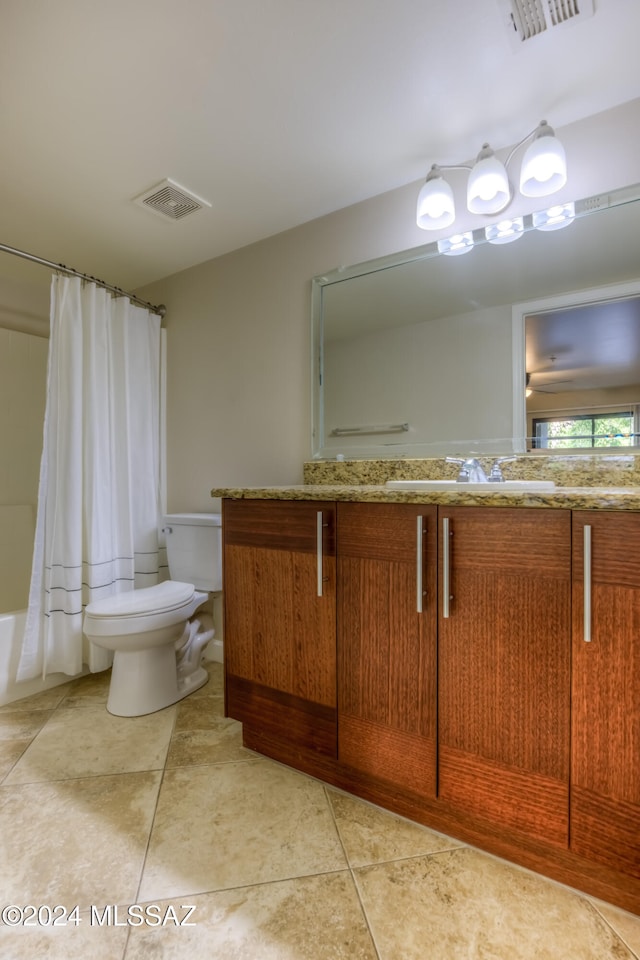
left=163, top=513, right=222, bottom=592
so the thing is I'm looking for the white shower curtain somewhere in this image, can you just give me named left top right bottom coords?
left=18, top=276, right=162, bottom=680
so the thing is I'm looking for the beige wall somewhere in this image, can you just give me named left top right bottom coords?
left=324, top=304, right=513, bottom=453
left=138, top=99, right=640, bottom=513
left=0, top=328, right=47, bottom=505
left=139, top=195, right=427, bottom=510
left=0, top=327, right=48, bottom=610
left=0, top=273, right=50, bottom=338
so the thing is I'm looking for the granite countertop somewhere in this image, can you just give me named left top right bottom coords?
left=211, top=483, right=640, bottom=511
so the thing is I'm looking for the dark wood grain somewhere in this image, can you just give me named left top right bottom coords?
left=438, top=507, right=571, bottom=844
left=224, top=498, right=336, bottom=554
left=339, top=714, right=436, bottom=795
left=439, top=744, right=569, bottom=848
left=337, top=502, right=437, bottom=798
left=223, top=498, right=337, bottom=717
left=572, top=509, right=640, bottom=586
left=571, top=512, right=640, bottom=877
left=227, top=674, right=336, bottom=758
left=438, top=506, right=571, bottom=576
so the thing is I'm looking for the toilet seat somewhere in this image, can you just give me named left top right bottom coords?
left=84, top=581, right=205, bottom=637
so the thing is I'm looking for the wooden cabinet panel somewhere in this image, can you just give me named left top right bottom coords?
left=337, top=502, right=437, bottom=797
left=571, top=512, right=640, bottom=878
left=223, top=499, right=337, bottom=757
left=438, top=507, right=571, bottom=848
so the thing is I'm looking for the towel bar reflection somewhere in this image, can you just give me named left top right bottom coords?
left=330, top=422, right=409, bottom=437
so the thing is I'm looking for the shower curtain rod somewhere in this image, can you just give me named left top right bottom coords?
left=0, top=242, right=166, bottom=318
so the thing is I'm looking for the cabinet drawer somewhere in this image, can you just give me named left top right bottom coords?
left=224, top=498, right=335, bottom=554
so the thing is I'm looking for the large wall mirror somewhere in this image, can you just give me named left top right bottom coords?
left=311, top=183, right=640, bottom=459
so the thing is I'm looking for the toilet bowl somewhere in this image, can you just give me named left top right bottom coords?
left=83, top=513, right=222, bottom=717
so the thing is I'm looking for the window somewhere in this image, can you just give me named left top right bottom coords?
left=531, top=412, right=636, bottom=449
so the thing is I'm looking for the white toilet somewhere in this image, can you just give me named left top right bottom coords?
left=83, top=513, right=222, bottom=717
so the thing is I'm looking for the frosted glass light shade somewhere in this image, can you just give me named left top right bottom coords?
left=519, top=123, right=567, bottom=197
left=437, top=232, right=474, bottom=256
left=467, top=145, right=510, bottom=214
left=417, top=167, right=455, bottom=230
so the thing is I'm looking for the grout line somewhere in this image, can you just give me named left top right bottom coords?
left=132, top=715, right=178, bottom=907
left=588, top=900, right=640, bottom=960
left=323, top=783, right=383, bottom=960
left=0, top=740, right=34, bottom=786
left=129, top=666, right=238, bottom=909
left=126, top=867, right=359, bottom=905
left=124, top=704, right=180, bottom=959
left=0, top=706, right=61, bottom=786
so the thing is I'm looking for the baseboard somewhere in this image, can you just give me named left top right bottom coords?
left=204, top=638, right=224, bottom=663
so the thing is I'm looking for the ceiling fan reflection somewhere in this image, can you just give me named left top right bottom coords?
left=526, top=371, right=574, bottom=394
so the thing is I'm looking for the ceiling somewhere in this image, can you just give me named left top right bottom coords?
left=526, top=297, right=640, bottom=393
left=2, top=0, right=640, bottom=296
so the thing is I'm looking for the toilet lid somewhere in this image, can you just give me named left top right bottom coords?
left=84, top=581, right=195, bottom=619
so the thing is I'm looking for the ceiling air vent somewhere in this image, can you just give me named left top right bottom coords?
left=499, top=0, right=594, bottom=48
left=133, top=179, right=211, bottom=221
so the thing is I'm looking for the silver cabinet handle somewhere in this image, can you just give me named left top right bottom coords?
left=442, top=517, right=451, bottom=618
left=317, top=511, right=324, bottom=597
left=583, top=524, right=592, bottom=642
left=416, top=516, right=424, bottom=612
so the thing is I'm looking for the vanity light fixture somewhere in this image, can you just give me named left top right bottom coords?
left=519, top=122, right=567, bottom=197
left=416, top=165, right=458, bottom=230
left=485, top=216, right=525, bottom=244
left=467, top=144, right=510, bottom=215
left=416, top=120, right=568, bottom=231
left=437, top=232, right=474, bottom=256
left=532, top=201, right=575, bottom=231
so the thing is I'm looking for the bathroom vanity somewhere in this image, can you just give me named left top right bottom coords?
left=212, top=178, right=640, bottom=916
left=215, top=459, right=640, bottom=916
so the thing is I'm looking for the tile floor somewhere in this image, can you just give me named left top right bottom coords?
left=1, top=661, right=639, bottom=959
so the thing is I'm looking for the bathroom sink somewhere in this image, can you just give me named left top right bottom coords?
left=385, top=479, right=556, bottom=492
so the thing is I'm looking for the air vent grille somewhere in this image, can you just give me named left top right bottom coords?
left=133, top=179, right=211, bottom=221
left=511, top=0, right=546, bottom=40
left=500, top=0, right=594, bottom=46
left=547, top=0, right=585, bottom=26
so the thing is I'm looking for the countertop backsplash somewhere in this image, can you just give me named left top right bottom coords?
left=303, top=453, right=640, bottom=488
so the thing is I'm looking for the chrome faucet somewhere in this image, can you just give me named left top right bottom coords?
left=445, top=457, right=488, bottom=483
left=487, top=457, right=517, bottom=482
left=446, top=456, right=517, bottom=483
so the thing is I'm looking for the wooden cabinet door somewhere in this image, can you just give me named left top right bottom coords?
left=223, top=499, right=336, bottom=757
left=438, top=506, right=571, bottom=849
left=571, top=512, right=640, bottom=879
left=337, top=502, right=438, bottom=797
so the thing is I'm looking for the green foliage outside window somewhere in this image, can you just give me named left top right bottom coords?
left=532, top=413, right=636, bottom=448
